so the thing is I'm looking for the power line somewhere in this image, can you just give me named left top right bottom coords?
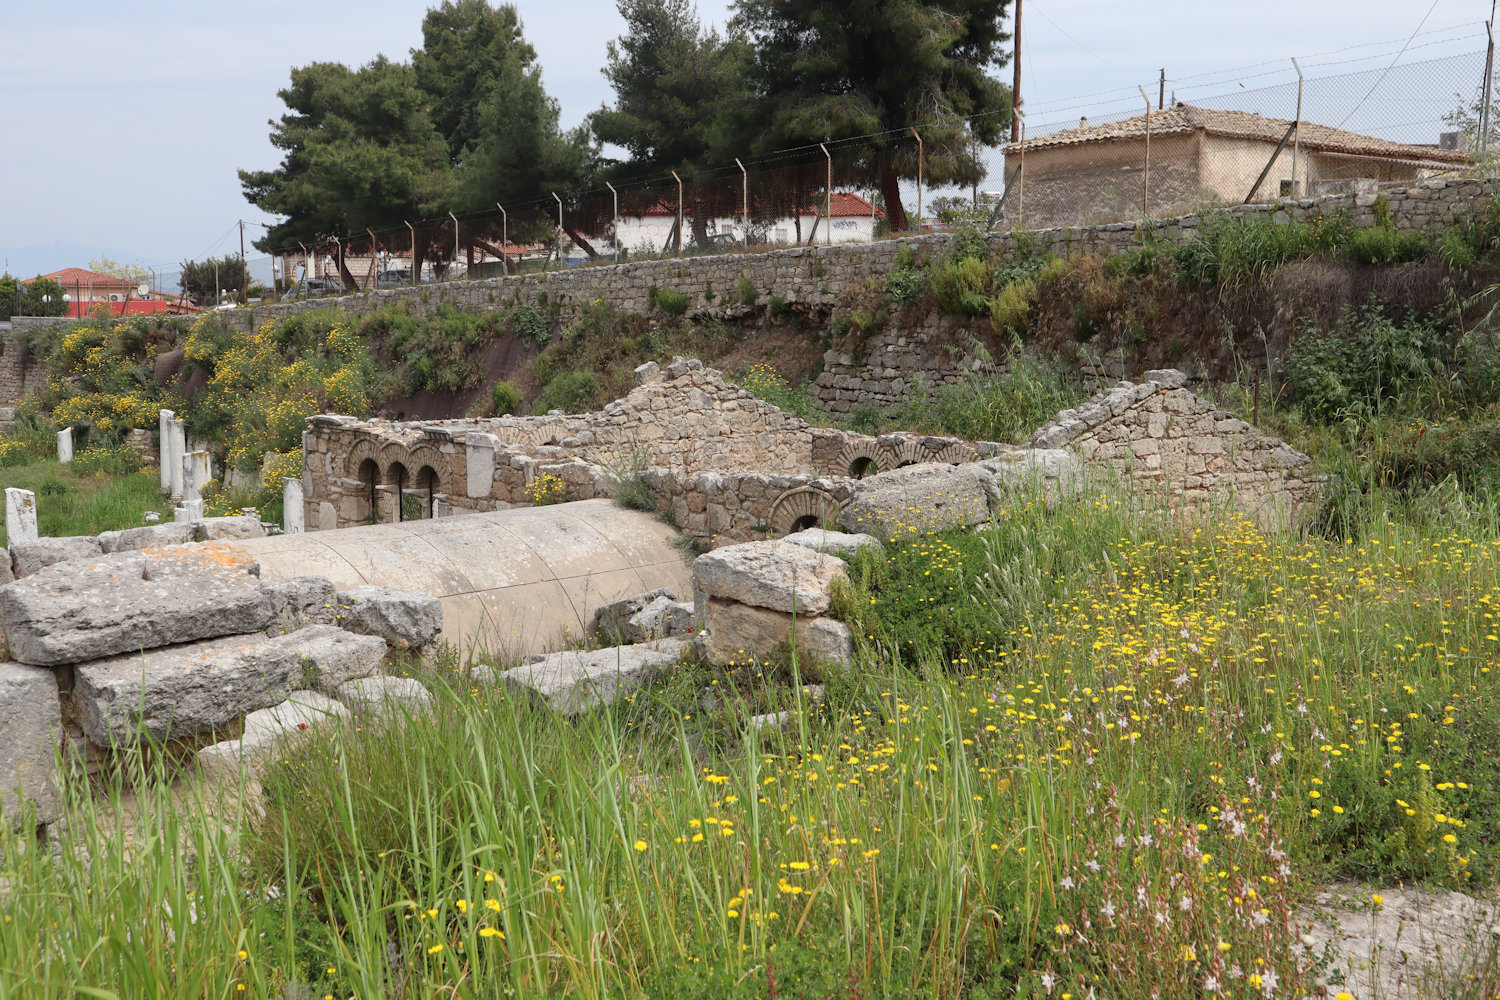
left=1338, top=0, right=1443, bottom=128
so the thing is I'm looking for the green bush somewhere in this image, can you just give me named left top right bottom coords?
left=72, top=442, right=145, bottom=476
left=1457, top=329, right=1500, bottom=406
left=927, top=256, right=993, bottom=317
left=988, top=279, right=1035, bottom=335
left=531, top=369, right=597, bottom=414
left=509, top=303, right=549, bottom=345
left=1285, top=305, right=1445, bottom=423
left=0, top=438, right=34, bottom=468
left=490, top=380, right=521, bottom=416
left=882, top=264, right=925, bottom=304
left=653, top=288, right=690, bottom=316
left=736, top=274, right=759, bottom=307
left=1347, top=223, right=1428, bottom=265
left=374, top=303, right=504, bottom=394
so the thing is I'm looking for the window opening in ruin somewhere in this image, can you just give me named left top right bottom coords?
left=389, top=462, right=410, bottom=522
left=357, top=459, right=379, bottom=524
left=789, top=514, right=821, bottom=532
left=414, top=466, right=438, bottom=519
left=849, top=456, right=878, bottom=479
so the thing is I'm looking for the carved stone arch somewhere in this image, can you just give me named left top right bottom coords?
left=404, top=445, right=447, bottom=492
left=769, top=486, right=843, bottom=537
left=376, top=442, right=412, bottom=481
left=883, top=437, right=929, bottom=470
left=344, top=438, right=381, bottom=478
left=832, top=439, right=883, bottom=480
left=931, top=442, right=975, bottom=465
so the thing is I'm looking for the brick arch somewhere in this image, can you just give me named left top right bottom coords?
left=404, top=445, right=447, bottom=493
left=882, top=437, right=929, bottom=469
left=930, top=442, right=975, bottom=465
left=376, top=443, right=412, bottom=484
left=769, top=486, right=843, bottom=537
left=831, top=439, right=883, bottom=480
left=344, top=439, right=381, bottom=478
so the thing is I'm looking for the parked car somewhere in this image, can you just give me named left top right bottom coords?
left=282, top=278, right=340, bottom=300
left=686, top=233, right=740, bottom=253
left=375, top=268, right=412, bottom=288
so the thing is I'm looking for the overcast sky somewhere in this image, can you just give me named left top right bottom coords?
left=0, top=0, right=1491, bottom=278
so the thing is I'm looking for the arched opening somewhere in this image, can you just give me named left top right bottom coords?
left=387, top=462, right=410, bottom=522
left=413, top=465, right=439, bottom=519
left=848, top=456, right=878, bottom=479
left=789, top=514, right=821, bottom=533
left=356, top=458, right=379, bottom=524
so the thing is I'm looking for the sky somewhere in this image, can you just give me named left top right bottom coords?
left=0, top=0, right=1492, bottom=282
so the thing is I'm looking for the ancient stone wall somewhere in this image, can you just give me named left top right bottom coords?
left=0, top=319, right=56, bottom=403
left=300, top=358, right=1000, bottom=539
left=1029, top=371, right=1325, bottom=528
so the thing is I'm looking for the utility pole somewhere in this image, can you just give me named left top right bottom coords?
left=239, top=220, right=247, bottom=304
left=1010, top=0, right=1023, bottom=143
left=1158, top=69, right=1166, bottom=110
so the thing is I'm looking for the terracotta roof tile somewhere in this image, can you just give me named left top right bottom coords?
left=27, top=267, right=142, bottom=289
left=1010, top=104, right=1470, bottom=165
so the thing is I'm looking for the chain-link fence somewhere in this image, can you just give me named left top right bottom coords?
left=993, top=27, right=1492, bottom=230
left=19, top=24, right=1494, bottom=316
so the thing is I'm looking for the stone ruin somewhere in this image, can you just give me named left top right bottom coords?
left=299, top=357, right=1325, bottom=547
left=0, top=358, right=1327, bottom=833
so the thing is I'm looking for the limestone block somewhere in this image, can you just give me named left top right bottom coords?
left=333, top=586, right=443, bottom=649
left=197, top=691, right=348, bottom=774
left=0, top=555, right=12, bottom=588
left=701, top=599, right=853, bottom=667
left=261, top=576, right=339, bottom=635
left=501, top=638, right=687, bottom=715
left=838, top=462, right=1001, bottom=540
left=335, top=676, right=432, bottom=713
left=74, top=634, right=304, bottom=745
left=4, top=489, right=38, bottom=547
left=158, top=409, right=175, bottom=492
left=693, top=540, right=846, bottom=615
left=96, top=522, right=195, bottom=554
left=282, top=478, right=305, bottom=535
left=56, top=428, right=72, bottom=464
left=0, top=548, right=271, bottom=666
left=780, top=528, right=882, bottom=558
left=8, top=536, right=104, bottom=577
left=193, top=515, right=267, bottom=541
left=0, top=662, right=61, bottom=828
left=588, top=587, right=680, bottom=643
left=267, top=624, right=385, bottom=695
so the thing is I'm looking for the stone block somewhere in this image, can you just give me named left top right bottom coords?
left=333, top=586, right=443, bottom=649
left=839, top=462, right=1000, bottom=539
left=74, top=634, right=304, bottom=745
left=193, top=515, right=266, bottom=541
left=267, top=624, right=385, bottom=695
left=779, top=528, right=882, bottom=557
left=500, top=638, right=687, bottom=715
left=702, top=599, right=852, bottom=667
left=261, top=576, right=339, bottom=635
left=335, top=676, right=432, bottom=713
left=283, top=478, right=305, bottom=535
left=0, top=547, right=271, bottom=666
left=197, top=691, right=348, bottom=774
left=693, top=540, right=846, bottom=615
left=96, top=522, right=195, bottom=554
left=4, top=489, right=38, bottom=547
left=0, top=555, right=11, bottom=588
left=588, top=587, right=681, bottom=643
left=8, top=536, right=105, bottom=578
left=0, top=662, right=61, bottom=828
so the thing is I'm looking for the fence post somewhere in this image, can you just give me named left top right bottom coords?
left=910, top=128, right=924, bottom=231
left=1138, top=85, right=1152, bottom=223
left=1292, top=58, right=1304, bottom=196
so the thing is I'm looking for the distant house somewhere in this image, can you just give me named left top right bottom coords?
left=18, top=268, right=197, bottom=317
left=1001, top=104, right=1472, bottom=230
left=613, top=192, right=885, bottom=254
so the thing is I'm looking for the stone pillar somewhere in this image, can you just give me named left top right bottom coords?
left=168, top=418, right=186, bottom=499
left=182, top=451, right=210, bottom=502
left=56, top=427, right=72, bottom=464
left=465, top=432, right=498, bottom=498
left=283, top=478, right=305, bottom=535
left=158, top=409, right=175, bottom=491
left=173, top=498, right=204, bottom=523
left=4, top=488, right=38, bottom=545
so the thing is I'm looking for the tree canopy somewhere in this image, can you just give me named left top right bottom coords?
left=240, top=2, right=589, bottom=281
left=730, top=0, right=1014, bottom=230
left=179, top=255, right=250, bottom=306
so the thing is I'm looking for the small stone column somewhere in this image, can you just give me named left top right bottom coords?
left=158, top=409, right=175, bottom=491
left=168, top=417, right=187, bottom=498
left=283, top=477, right=305, bottom=535
left=56, top=427, right=72, bottom=464
left=173, top=498, right=204, bottom=523
left=182, top=451, right=210, bottom=502
left=5, top=488, right=39, bottom=545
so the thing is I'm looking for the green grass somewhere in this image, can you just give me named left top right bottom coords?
left=7, top=479, right=1500, bottom=998
left=0, top=459, right=168, bottom=547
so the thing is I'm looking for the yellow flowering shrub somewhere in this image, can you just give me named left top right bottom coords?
left=525, top=470, right=569, bottom=506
